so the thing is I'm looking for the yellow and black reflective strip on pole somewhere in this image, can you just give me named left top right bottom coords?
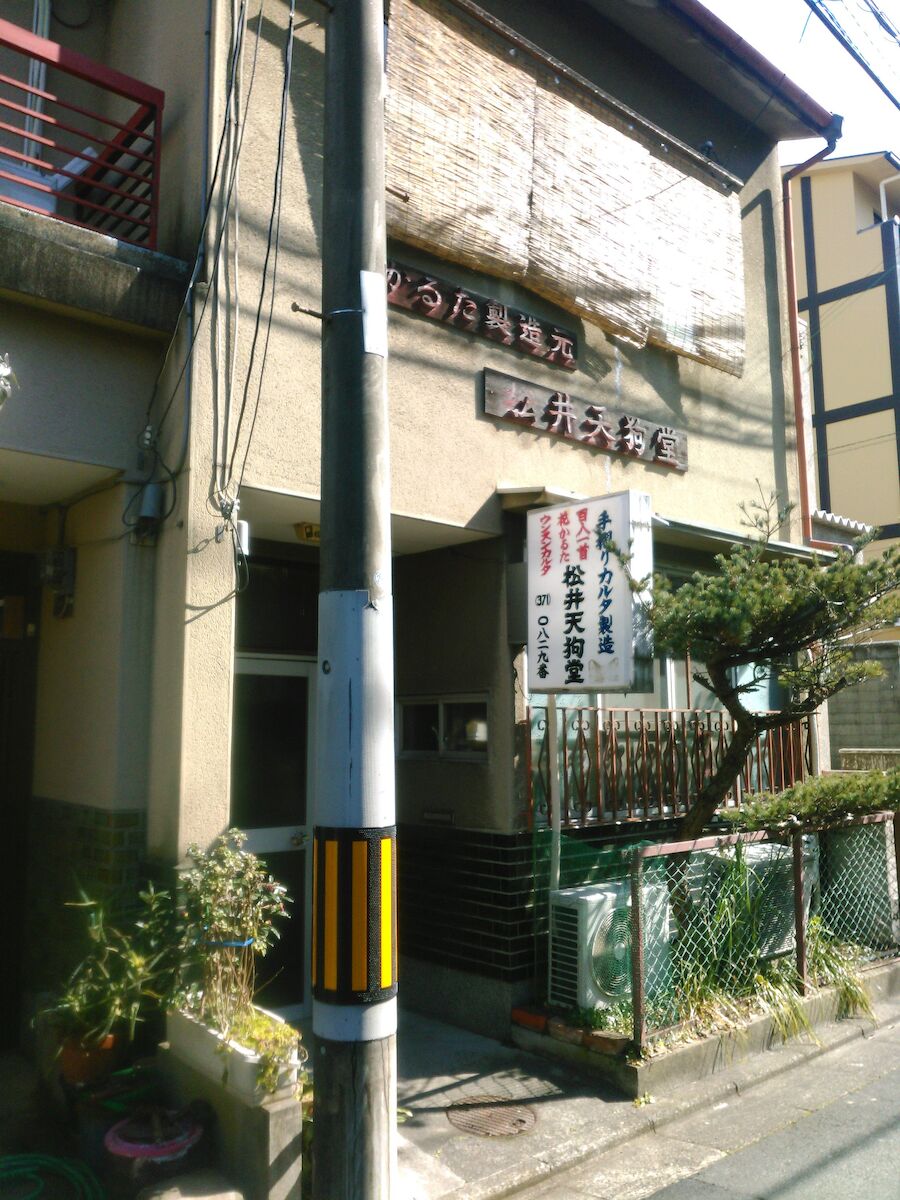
left=311, top=826, right=397, bottom=1004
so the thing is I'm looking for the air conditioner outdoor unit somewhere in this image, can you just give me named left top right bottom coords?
left=707, top=838, right=819, bottom=960
left=822, top=822, right=900, bottom=950
left=548, top=881, right=670, bottom=1011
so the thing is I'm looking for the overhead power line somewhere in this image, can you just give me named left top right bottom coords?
left=803, top=0, right=900, bottom=110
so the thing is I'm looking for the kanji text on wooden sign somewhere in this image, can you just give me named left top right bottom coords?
left=484, top=368, right=688, bottom=471
left=386, top=264, right=577, bottom=369
left=526, top=492, right=654, bottom=694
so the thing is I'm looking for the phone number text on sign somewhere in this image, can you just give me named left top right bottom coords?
left=527, top=492, right=653, bottom=694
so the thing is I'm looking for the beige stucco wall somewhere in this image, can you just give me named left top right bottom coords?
left=0, top=299, right=161, bottom=472
left=32, top=485, right=155, bottom=810
left=818, top=286, right=893, bottom=408
left=229, top=3, right=798, bottom=541
left=144, top=324, right=238, bottom=861
left=807, top=170, right=886, bottom=294
left=791, top=161, right=898, bottom=545
left=827, top=409, right=900, bottom=529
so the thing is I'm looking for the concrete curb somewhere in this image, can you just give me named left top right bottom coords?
left=510, top=958, right=900, bottom=1098
left=439, top=985, right=900, bottom=1200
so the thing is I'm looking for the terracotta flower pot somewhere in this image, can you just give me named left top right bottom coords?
left=58, top=1032, right=118, bottom=1085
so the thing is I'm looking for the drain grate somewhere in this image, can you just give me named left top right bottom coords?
left=445, top=1094, right=537, bottom=1137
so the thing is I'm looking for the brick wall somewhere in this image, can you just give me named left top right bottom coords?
left=24, top=796, right=146, bottom=992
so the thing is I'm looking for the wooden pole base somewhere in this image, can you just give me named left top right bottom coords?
left=312, top=1033, right=397, bottom=1200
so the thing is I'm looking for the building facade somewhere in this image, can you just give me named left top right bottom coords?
left=787, top=151, right=900, bottom=552
left=0, top=0, right=838, bottom=1043
left=787, top=152, right=900, bottom=764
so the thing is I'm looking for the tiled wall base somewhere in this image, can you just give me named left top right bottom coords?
left=24, top=796, right=146, bottom=994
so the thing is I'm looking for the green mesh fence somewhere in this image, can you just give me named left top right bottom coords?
left=820, top=821, right=900, bottom=954
left=541, top=818, right=899, bottom=1041
left=637, top=838, right=805, bottom=1032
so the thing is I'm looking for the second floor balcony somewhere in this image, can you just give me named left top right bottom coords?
left=0, top=17, right=163, bottom=249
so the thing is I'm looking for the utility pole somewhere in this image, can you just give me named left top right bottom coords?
left=312, top=0, right=397, bottom=1197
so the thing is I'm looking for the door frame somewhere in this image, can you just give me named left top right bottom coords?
left=232, top=652, right=317, bottom=1020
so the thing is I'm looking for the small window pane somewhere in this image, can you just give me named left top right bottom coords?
left=444, top=701, right=488, bottom=752
left=232, top=673, right=309, bottom=827
left=402, top=703, right=440, bottom=752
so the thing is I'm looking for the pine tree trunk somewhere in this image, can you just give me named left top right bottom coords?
left=677, top=722, right=758, bottom=842
left=666, top=722, right=758, bottom=929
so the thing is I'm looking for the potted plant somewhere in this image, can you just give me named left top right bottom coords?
left=166, top=829, right=305, bottom=1101
left=42, top=885, right=175, bottom=1085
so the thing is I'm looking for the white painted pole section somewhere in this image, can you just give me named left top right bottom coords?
left=548, top=693, right=562, bottom=893
left=314, top=590, right=395, bottom=832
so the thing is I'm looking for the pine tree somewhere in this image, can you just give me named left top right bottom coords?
left=645, top=494, right=899, bottom=840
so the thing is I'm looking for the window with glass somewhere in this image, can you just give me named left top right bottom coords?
left=398, top=696, right=488, bottom=757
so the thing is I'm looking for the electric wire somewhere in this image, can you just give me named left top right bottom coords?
left=820, top=430, right=898, bottom=455
left=138, top=0, right=265, bottom=534
left=214, top=0, right=247, bottom=508
left=225, top=0, right=297, bottom=501
left=144, top=0, right=257, bottom=433
left=803, top=0, right=900, bottom=110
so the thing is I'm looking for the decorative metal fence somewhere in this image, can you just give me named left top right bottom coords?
left=627, top=813, right=899, bottom=1050
left=0, top=18, right=164, bottom=247
left=527, top=705, right=813, bottom=829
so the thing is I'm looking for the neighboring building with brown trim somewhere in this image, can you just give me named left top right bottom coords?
left=787, top=151, right=900, bottom=557
left=786, top=152, right=900, bottom=765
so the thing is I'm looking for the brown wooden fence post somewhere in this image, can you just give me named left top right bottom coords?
left=792, top=831, right=808, bottom=994
left=630, top=849, right=646, bottom=1052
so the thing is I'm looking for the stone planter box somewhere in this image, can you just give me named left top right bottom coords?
left=160, top=1008, right=303, bottom=1200
left=166, top=1008, right=300, bottom=1104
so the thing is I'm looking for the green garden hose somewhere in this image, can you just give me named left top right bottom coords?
left=0, top=1155, right=104, bottom=1200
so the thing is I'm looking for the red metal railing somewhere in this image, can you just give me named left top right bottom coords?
left=0, top=19, right=164, bottom=248
left=526, top=705, right=813, bottom=829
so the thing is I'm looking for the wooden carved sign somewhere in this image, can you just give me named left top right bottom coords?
left=386, top=263, right=577, bottom=370
left=483, top=368, right=688, bottom=471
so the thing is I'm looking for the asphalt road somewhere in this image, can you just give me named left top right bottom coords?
left=511, top=1016, right=900, bottom=1200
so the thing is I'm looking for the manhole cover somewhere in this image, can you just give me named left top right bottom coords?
left=445, top=1094, right=537, bottom=1137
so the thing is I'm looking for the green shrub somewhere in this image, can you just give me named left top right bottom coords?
left=723, top=769, right=898, bottom=831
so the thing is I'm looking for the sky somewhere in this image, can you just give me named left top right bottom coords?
left=699, top=0, right=899, bottom=162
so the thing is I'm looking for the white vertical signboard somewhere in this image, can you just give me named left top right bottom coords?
left=527, top=490, right=653, bottom=694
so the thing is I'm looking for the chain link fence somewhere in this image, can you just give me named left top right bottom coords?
left=626, top=814, right=899, bottom=1048
left=820, top=820, right=900, bottom=952
left=543, top=814, right=899, bottom=1046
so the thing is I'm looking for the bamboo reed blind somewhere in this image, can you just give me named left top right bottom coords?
left=385, top=0, right=746, bottom=376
